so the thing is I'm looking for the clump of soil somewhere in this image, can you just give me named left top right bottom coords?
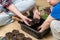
left=16, top=33, right=25, bottom=40
left=29, top=18, right=44, bottom=31
left=12, top=30, right=19, bottom=36
left=4, top=30, right=32, bottom=40
left=5, top=32, right=16, bottom=40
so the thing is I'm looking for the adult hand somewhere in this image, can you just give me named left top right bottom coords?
left=33, top=9, right=40, bottom=20
left=21, top=15, right=32, bottom=26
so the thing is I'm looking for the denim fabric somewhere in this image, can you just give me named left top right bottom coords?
left=0, top=0, right=35, bottom=26
left=50, top=20, right=60, bottom=40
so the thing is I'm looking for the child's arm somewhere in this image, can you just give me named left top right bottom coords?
left=37, top=15, right=55, bottom=32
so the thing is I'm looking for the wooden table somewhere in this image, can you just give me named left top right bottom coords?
left=0, top=21, right=53, bottom=40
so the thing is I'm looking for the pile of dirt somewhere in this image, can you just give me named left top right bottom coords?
left=2, top=30, right=32, bottom=40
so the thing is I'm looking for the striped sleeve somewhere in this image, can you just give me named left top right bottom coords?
left=1, top=0, right=12, bottom=8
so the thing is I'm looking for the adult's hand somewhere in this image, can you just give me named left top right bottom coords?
left=33, top=9, right=40, bottom=20
left=21, top=15, right=32, bottom=26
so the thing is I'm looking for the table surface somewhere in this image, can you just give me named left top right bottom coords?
left=0, top=21, right=53, bottom=40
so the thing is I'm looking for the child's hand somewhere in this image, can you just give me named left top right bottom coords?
left=37, top=26, right=45, bottom=32
left=21, top=15, right=32, bottom=26
left=37, top=25, right=49, bottom=32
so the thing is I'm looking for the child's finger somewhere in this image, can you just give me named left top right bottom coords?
left=39, top=28, right=44, bottom=32
left=37, top=26, right=41, bottom=31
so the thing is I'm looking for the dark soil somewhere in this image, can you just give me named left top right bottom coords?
left=4, top=30, right=32, bottom=40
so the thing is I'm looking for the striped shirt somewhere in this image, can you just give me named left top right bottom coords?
left=0, top=0, right=12, bottom=8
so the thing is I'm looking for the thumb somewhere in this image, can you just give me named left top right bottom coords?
left=39, top=28, right=44, bottom=32
left=37, top=26, right=41, bottom=31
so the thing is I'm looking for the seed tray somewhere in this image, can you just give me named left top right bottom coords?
left=18, top=18, right=50, bottom=39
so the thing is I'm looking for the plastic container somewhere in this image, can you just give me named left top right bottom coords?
left=18, top=18, right=50, bottom=39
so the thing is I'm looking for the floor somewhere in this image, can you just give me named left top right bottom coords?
left=0, top=0, right=54, bottom=40
left=0, top=21, right=54, bottom=40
